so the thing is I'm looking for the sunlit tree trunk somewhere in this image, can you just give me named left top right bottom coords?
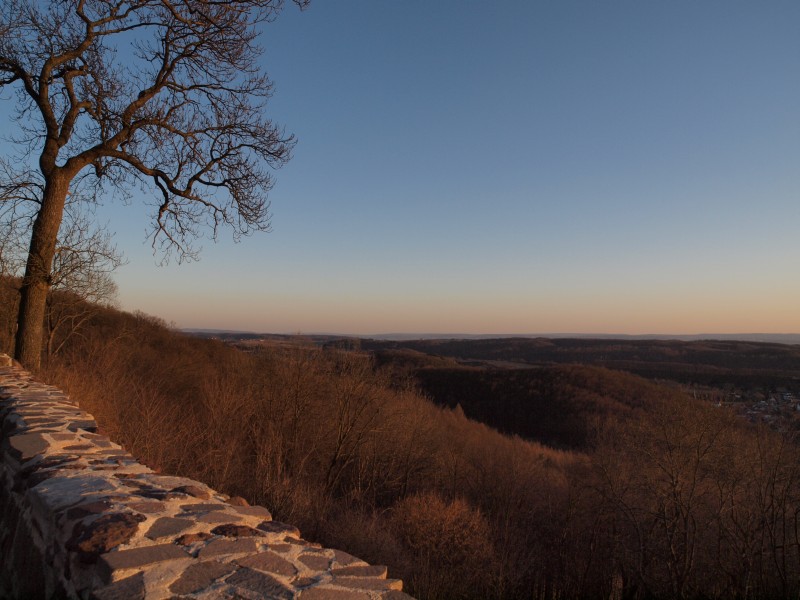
left=15, top=172, right=69, bottom=369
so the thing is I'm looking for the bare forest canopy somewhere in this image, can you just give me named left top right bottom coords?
left=362, top=336, right=800, bottom=387
left=362, top=338, right=800, bottom=449
left=5, top=281, right=800, bottom=599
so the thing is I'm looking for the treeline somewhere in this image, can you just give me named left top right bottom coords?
left=3, top=286, right=800, bottom=598
left=364, top=337, right=800, bottom=389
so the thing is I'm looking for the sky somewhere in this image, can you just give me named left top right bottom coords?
left=8, top=1, right=800, bottom=335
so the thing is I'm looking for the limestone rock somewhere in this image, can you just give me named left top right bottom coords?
left=237, top=551, right=298, bottom=577
left=210, top=523, right=266, bottom=538
left=67, top=512, right=147, bottom=562
left=169, top=560, right=236, bottom=594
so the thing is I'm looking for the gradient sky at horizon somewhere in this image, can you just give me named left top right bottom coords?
left=10, top=1, right=800, bottom=335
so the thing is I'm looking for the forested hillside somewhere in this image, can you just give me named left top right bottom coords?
left=413, top=365, right=681, bottom=449
left=364, top=337, right=800, bottom=389
left=3, top=278, right=800, bottom=599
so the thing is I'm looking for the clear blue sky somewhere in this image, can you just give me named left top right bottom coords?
left=34, top=2, right=800, bottom=334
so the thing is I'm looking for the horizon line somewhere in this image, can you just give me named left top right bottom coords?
left=182, top=329, right=800, bottom=343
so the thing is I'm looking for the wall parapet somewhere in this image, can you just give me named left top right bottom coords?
left=0, top=354, right=412, bottom=599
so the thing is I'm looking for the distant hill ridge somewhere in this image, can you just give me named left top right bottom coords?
left=185, top=330, right=800, bottom=345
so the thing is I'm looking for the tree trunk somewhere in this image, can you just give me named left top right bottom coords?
left=14, top=173, right=70, bottom=369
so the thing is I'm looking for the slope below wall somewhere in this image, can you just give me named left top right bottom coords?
left=0, top=354, right=412, bottom=599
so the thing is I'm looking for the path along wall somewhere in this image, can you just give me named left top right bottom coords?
left=0, top=354, right=413, bottom=599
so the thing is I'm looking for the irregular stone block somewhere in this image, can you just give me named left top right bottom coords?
left=98, top=544, right=190, bottom=583
left=331, top=577, right=403, bottom=591
left=226, top=567, right=294, bottom=598
left=171, top=484, right=210, bottom=499
left=125, top=501, right=166, bottom=514
left=168, top=560, right=236, bottom=595
left=294, top=576, right=321, bottom=588
left=196, top=511, right=243, bottom=524
left=237, top=551, right=298, bottom=577
left=180, top=502, right=230, bottom=514
left=89, top=572, right=146, bottom=600
left=103, top=450, right=134, bottom=457
left=232, top=505, right=272, bottom=519
left=286, top=535, right=322, bottom=547
left=257, top=521, right=300, bottom=537
left=137, top=488, right=185, bottom=501
left=332, top=549, right=366, bottom=567
left=299, top=553, right=331, bottom=571
left=67, top=419, right=97, bottom=432
left=64, top=500, right=114, bottom=521
left=29, top=473, right=121, bottom=511
left=175, top=532, right=214, bottom=546
left=145, top=517, right=194, bottom=539
left=67, top=512, right=147, bottom=562
left=210, top=524, right=265, bottom=538
left=331, top=565, right=388, bottom=578
left=91, top=440, right=116, bottom=448
left=7, top=432, right=50, bottom=461
left=14, top=468, right=58, bottom=491
left=63, top=444, right=96, bottom=451
left=197, top=537, right=259, bottom=558
left=299, top=588, right=371, bottom=600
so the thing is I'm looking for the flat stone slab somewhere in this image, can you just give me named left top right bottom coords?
left=300, top=553, right=332, bottom=571
left=145, top=517, right=194, bottom=539
left=237, top=551, right=298, bottom=577
left=175, top=532, right=214, bottom=545
left=68, top=512, right=147, bottom=559
left=332, top=565, right=389, bottom=578
left=89, top=572, right=146, bottom=600
left=196, top=511, right=243, bottom=524
left=226, top=567, right=294, bottom=598
left=210, top=523, right=265, bottom=538
left=99, top=544, right=190, bottom=582
left=30, top=474, right=122, bottom=511
left=331, top=577, right=404, bottom=591
left=7, top=433, right=50, bottom=461
left=258, top=520, right=300, bottom=537
left=126, top=501, right=166, bottom=514
left=299, top=588, right=371, bottom=600
left=169, top=560, right=236, bottom=595
left=232, top=505, right=272, bottom=519
left=197, top=537, right=260, bottom=558
left=179, top=502, right=225, bottom=513
left=332, top=550, right=366, bottom=567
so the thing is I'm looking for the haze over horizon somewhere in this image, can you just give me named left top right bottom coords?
left=187, top=328, right=800, bottom=346
left=4, top=1, right=799, bottom=335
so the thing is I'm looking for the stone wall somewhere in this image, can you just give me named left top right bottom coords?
left=0, top=354, right=413, bottom=599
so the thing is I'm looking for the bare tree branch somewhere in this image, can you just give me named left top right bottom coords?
left=0, top=0, right=306, bottom=366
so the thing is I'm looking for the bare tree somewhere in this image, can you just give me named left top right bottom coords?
left=0, top=159, right=40, bottom=279
left=0, top=0, right=305, bottom=368
left=45, top=208, right=125, bottom=358
left=0, top=157, right=124, bottom=357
